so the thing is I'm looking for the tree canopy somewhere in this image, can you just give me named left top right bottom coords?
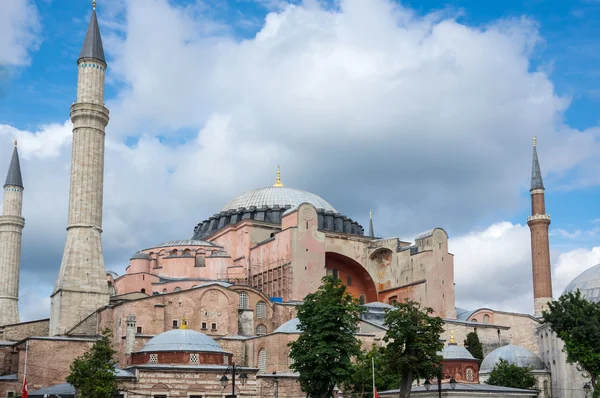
left=66, top=328, right=119, bottom=398
left=485, top=358, right=537, bottom=391
left=289, top=275, right=363, bottom=398
left=464, top=331, right=484, bottom=362
left=382, top=299, right=445, bottom=398
left=543, top=290, right=600, bottom=396
left=348, top=344, right=402, bottom=397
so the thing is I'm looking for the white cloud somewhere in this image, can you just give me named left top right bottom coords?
left=0, top=0, right=40, bottom=67
left=553, top=246, right=600, bottom=294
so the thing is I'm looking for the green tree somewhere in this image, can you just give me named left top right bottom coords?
left=464, top=332, right=484, bottom=362
left=347, top=345, right=402, bottom=397
left=66, top=328, right=119, bottom=398
left=543, top=290, right=600, bottom=397
left=486, top=358, right=537, bottom=391
left=289, top=276, right=363, bottom=398
left=382, top=299, right=444, bottom=398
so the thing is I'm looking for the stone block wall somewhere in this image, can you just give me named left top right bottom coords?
left=0, top=319, right=49, bottom=341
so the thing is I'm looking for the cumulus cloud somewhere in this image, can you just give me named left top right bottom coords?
left=0, top=0, right=40, bottom=67
left=4, top=0, right=600, bottom=320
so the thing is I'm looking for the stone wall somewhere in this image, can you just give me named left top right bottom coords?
left=0, top=319, right=49, bottom=341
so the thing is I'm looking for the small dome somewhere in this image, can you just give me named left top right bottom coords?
left=130, top=252, right=150, bottom=260
left=439, top=344, right=476, bottom=360
left=562, top=263, right=600, bottom=303
left=273, top=318, right=301, bottom=334
left=140, top=329, right=225, bottom=353
left=480, top=344, right=546, bottom=373
left=222, top=187, right=337, bottom=212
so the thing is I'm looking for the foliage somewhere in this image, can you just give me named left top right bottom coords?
left=66, top=328, right=119, bottom=398
left=289, top=276, right=363, bottom=398
left=486, top=358, right=537, bottom=391
left=382, top=299, right=445, bottom=398
left=347, top=344, right=402, bottom=397
left=464, top=332, right=484, bottom=362
left=542, top=290, right=600, bottom=396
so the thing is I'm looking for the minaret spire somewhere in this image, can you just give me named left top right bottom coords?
left=527, top=136, right=552, bottom=317
left=368, top=211, right=374, bottom=238
left=50, top=6, right=109, bottom=335
left=0, top=142, right=25, bottom=325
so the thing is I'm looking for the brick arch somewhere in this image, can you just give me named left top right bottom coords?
left=325, top=252, right=378, bottom=303
left=152, top=383, right=170, bottom=392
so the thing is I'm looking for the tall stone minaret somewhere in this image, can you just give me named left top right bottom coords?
left=50, top=2, right=109, bottom=336
left=527, top=136, right=552, bottom=317
left=0, top=142, right=25, bottom=326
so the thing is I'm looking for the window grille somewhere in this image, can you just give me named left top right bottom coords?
left=189, top=353, right=199, bottom=364
left=466, top=368, right=474, bottom=382
left=256, top=301, right=267, bottom=318
left=258, top=349, right=267, bottom=373
left=239, top=292, right=249, bottom=309
left=149, top=354, right=158, bottom=364
left=256, top=324, right=267, bottom=336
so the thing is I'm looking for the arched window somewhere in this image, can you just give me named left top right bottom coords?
left=183, top=249, right=191, bottom=257
left=256, top=324, right=267, bottom=336
left=471, top=318, right=478, bottom=323
left=258, top=349, right=267, bottom=373
left=162, top=288, right=167, bottom=293
left=466, top=367, right=474, bottom=382
left=256, top=301, right=267, bottom=319
left=171, top=249, right=178, bottom=256
left=359, top=295, right=366, bottom=305
left=141, top=288, right=146, bottom=294
left=347, top=275, right=352, bottom=286
left=174, top=287, right=181, bottom=292
left=239, top=292, right=249, bottom=309
left=332, top=268, right=339, bottom=280
left=483, top=314, right=490, bottom=324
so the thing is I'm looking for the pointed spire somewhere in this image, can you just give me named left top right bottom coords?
left=79, top=2, right=105, bottom=63
left=368, top=211, right=374, bottom=238
left=273, top=165, right=284, bottom=187
left=4, top=143, right=23, bottom=188
left=531, top=136, right=544, bottom=190
left=449, top=330, right=456, bottom=345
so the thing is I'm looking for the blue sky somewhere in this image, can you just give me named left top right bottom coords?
left=1, top=0, right=600, bottom=317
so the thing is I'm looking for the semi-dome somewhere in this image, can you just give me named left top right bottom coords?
left=222, top=186, right=337, bottom=212
left=130, top=252, right=150, bottom=260
left=480, top=344, right=545, bottom=373
left=562, top=263, right=600, bottom=303
left=139, top=329, right=225, bottom=353
left=273, top=318, right=301, bottom=334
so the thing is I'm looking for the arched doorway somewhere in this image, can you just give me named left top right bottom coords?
left=325, top=252, right=378, bottom=303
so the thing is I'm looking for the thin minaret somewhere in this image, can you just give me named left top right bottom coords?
left=50, top=2, right=109, bottom=336
left=368, top=211, right=374, bottom=238
left=527, top=136, right=553, bottom=317
left=0, top=141, right=25, bottom=325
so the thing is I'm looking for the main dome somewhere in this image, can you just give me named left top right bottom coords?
left=562, top=263, right=600, bottom=303
left=221, top=186, right=337, bottom=213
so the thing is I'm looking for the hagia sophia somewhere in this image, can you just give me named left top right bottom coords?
left=0, top=4, right=598, bottom=398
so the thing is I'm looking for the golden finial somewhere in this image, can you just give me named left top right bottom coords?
left=180, top=315, right=188, bottom=329
left=92, top=0, right=97, bottom=11
left=533, top=135, right=537, bottom=147
left=273, top=165, right=284, bottom=187
left=450, top=330, right=456, bottom=344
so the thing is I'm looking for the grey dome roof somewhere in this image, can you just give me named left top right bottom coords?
left=130, top=252, right=150, bottom=260
left=222, top=187, right=337, bottom=212
left=273, top=318, right=301, bottom=334
left=139, top=329, right=225, bottom=353
left=439, top=344, right=476, bottom=360
left=480, top=344, right=546, bottom=373
left=563, top=263, right=600, bottom=303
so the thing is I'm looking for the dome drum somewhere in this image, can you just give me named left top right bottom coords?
left=192, top=206, right=364, bottom=240
left=130, top=350, right=232, bottom=366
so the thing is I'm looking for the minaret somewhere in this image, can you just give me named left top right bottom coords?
left=527, top=136, right=552, bottom=317
left=50, top=1, right=110, bottom=336
left=368, top=211, right=374, bottom=238
left=0, top=142, right=25, bottom=325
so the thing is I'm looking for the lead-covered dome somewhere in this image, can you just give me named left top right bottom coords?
left=139, top=329, right=225, bottom=353
left=562, top=263, right=600, bottom=303
left=440, top=344, right=476, bottom=360
left=480, top=344, right=545, bottom=373
left=222, top=186, right=337, bottom=212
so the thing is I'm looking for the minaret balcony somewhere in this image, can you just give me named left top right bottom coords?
left=527, top=214, right=551, bottom=223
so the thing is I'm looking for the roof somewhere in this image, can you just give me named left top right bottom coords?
left=531, top=143, right=544, bottom=190
left=145, top=239, right=218, bottom=250
left=381, top=382, right=537, bottom=395
left=273, top=318, right=301, bottom=334
left=221, top=186, right=337, bottom=212
left=480, top=344, right=546, bottom=373
left=0, top=374, right=17, bottom=380
left=29, top=383, right=74, bottom=397
left=139, top=329, right=226, bottom=353
left=130, top=251, right=150, bottom=260
left=563, top=263, right=600, bottom=303
left=439, top=344, right=476, bottom=360
left=4, top=146, right=23, bottom=188
left=455, top=308, right=475, bottom=321
left=79, top=10, right=105, bottom=63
